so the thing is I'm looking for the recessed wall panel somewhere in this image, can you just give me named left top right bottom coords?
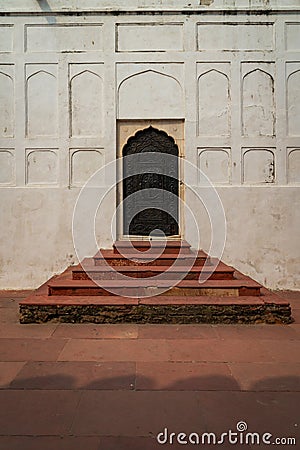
left=242, top=64, right=275, bottom=137
left=70, top=149, right=104, bottom=187
left=117, top=24, right=183, bottom=52
left=197, top=23, right=274, bottom=51
left=198, top=148, right=230, bottom=184
left=243, top=148, right=275, bottom=184
left=286, top=23, right=300, bottom=51
left=118, top=65, right=184, bottom=119
left=26, top=64, right=58, bottom=137
left=26, top=25, right=103, bottom=52
left=26, top=149, right=58, bottom=185
left=0, top=66, right=14, bottom=138
left=70, top=64, right=104, bottom=137
left=0, top=150, right=14, bottom=184
left=197, top=64, right=230, bottom=136
left=287, top=68, right=300, bottom=137
left=288, top=149, right=300, bottom=183
left=0, top=26, right=13, bottom=52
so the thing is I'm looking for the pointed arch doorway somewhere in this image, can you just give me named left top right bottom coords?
left=118, top=121, right=184, bottom=238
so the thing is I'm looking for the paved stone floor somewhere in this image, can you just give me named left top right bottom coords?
left=0, top=291, right=299, bottom=450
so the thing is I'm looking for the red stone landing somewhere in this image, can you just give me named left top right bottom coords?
left=20, top=240, right=292, bottom=324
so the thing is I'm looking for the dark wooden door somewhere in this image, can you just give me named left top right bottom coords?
left=123, top=127, right=179, bottom=236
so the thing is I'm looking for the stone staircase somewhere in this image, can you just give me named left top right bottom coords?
left=20, top=240, right=292, bottom=324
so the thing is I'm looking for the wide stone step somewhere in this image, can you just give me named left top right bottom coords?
left=19, top=293, right=291, bottom=324
left=48, top=278, right=261, bottom=297
left=72, top=262, right=234, bottom=281
left=113, top=239, right=191, bottom=255
left=93, top=250, right=208, bottom=267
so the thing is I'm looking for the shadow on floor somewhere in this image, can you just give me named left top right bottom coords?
left=0, top=372, right=299, bottom=450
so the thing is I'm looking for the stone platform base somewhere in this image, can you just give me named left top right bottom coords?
left=19, top=240, right=293, bottom=325
left=20, top=294, right=292, bottom=325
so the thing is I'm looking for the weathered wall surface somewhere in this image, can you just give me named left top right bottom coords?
left=0, top=1, right=299, bottom=289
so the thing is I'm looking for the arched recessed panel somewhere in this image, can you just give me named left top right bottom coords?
left=242, top=69, right=275, bottom=137
left=118, top=70, right=183, bottom=119
left=71, top=149, right=104, bottom=186
left=123, top=127, right=179, bottom=236
left=198, top=148, right=230, bottom=184
left=288, top=149, right=300, bottom=183
left=71, top=71, right=103, bottom=137
left=26, top=150, right=58, bottom=185
left=0, top=72, right=14, bottom=137
left=26, top=71, right=58, bottom=137
left=198, top=70, right=230, bottom=136
left=243, top=149, right=275, bottom=184
left=0, top=151, right=14, bottom=184
left=287, top=71, right=300, bottom=136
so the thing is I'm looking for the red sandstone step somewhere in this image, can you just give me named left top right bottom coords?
left=93, top=250, right=209, bottom=266
left=95, top=249, right=206, bottom=259
left=72, top=262, right=234, bottom=281
left=21, top=294, right=269, bottom=306
left=113, top=239, right=191, bottom=255
left=47, top=278, right=261, bottom=297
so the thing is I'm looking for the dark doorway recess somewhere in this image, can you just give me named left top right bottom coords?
left=123, top=126, right=179, bottom=236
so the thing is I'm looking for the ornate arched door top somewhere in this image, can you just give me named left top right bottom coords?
left=122, top=126, right=179, bottom=237
left=123, top=126, right=178, bottom=157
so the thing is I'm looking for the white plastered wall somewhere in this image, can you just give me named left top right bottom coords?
left=0, top=1, right=299, bottom=289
